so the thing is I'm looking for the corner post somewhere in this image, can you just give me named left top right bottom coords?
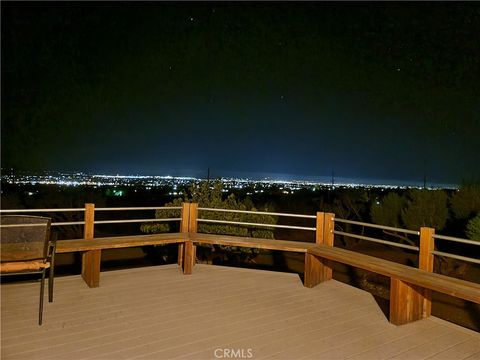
left=81, top=203, right=100, bottom=288
left=419, top=227, right=435, bottom=318
left=183, top=203, right=198, bottom=275
left=322, top=213, right=335, bottom=280
left=304, top=212, right=334, bottom=288
left=178, top=203, right=190, bottom=266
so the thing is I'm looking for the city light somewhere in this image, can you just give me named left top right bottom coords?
left=0, top=171, right=451, bottom=192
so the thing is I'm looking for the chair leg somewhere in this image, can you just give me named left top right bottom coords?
left=49, top=258, right=55, bottom=303
left=39, top=269, right=46, bottom=325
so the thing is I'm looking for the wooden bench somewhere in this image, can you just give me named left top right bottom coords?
left=56, top=233, right=188, bottom=253
left=306, top=244, right=480, bottom=325
left=56, top=233, right=188, bottom=287
left=184, top=233, right=316, bottom=275
left=55, top=230, right=480, bottom=327
left=189, top=233, right=316, bottom=252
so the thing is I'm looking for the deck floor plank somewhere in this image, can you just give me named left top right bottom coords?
left=388, top=331, right=473, bottom=360
left=2, top=264, right=479, bottom=360
left=423, top=337, right=480, bottom=360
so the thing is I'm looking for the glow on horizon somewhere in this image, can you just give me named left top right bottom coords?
left=1, top=171, right=458, bottom=190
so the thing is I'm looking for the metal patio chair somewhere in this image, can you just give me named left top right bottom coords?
left=0, top=215, right=56, bottom=325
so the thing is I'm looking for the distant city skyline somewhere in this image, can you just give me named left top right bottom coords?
left=1, top=168, right=458, bottom=189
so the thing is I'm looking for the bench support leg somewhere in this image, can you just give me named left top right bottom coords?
left=390, top=278, right=424, bottom=325
left=82, top=250, right=101, bottom=288
left=183, top=242, right=196, bottom=275
left=422, top=289, right=432, bottom=318
left=304, top=253, right=332, bottom=288
left=177, top=243, right=184, bottom=267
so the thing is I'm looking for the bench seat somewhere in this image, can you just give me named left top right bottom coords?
left=190, top=233, right=316, bottom=253
left=307, top=244, right=480, bottom=304
left=56, top=233, right=188, bottom=253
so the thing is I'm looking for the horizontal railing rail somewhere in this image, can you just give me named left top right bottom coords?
left=333, top=217, right=421, bottom=253
left=0, top=206, right=181, bottom=213
left=0, top=208, right=85, bottom=213
left=333, top=230, right=420, bottom=251
left=335, top=218, right=420, bottom=235
left=94, top=218, right=181, bottom=224
left=95, top=206, right=182, bottom=211
left=431, top=234, right=480, bottom=265
left=0, top=206, right=182, bottom=228
left=433, top=234, right=480, bottom=246
left=52, top=221, right=86, bottom=226
left=431, top=250, right=480, bottom=265
left=197, top=218, right=316, bottom=231
left=197, top=207, right=317, bottom=231
left=198, top=207, right=317, bottom=219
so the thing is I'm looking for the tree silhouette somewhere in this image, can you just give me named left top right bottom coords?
left=401, top=189, right=448, bottom=231
left=451, top=184, right=480, bottom=220
left=141, top=180, right=277, bottom=264
left=370, top=192, right=417, bottom=247
left=466, top=213, right=480, bottom=241
left=325, top=189, right=370, bottom=246
left=370, top=192, right=405, bottom=228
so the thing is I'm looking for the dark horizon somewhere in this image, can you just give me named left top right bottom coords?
left=2, top=2, right=479, bottom=185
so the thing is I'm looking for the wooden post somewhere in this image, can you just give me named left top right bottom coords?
left=390, top=278, right=424, bottom=325
left=81, top=203, right=101, bottom=288
left=304, top=212, right=335, bottom=288
left=178, top=203, right=190, bottom=266
left=419, top=227, right=435, bottom=318
left=322, top=213, right=335, bottom=280
left=183, top=203, right=198, bottom=275
left=189, top=202, right=198, bottom=233
left=183, top=241, right=195, bottom=275
left=190, top=203, right=198, bottom=267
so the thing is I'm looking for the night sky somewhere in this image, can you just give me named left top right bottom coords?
left=2, top=2, right=479, bottom=185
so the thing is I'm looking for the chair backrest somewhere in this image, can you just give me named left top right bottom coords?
left=1, top=216, right=51, bottom=262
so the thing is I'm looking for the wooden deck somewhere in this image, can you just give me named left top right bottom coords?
left=2, top=265, right=479, bottom=360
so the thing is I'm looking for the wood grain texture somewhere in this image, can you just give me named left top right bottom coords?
left=315, top=212, right=325, bottom=244
left=81, top=250, right=101, bottom=288
left=182, top=241, right=195, bottom=275
left=306, top=212, right=333, bottom=287
left=304, top=253, right=328, bottom=288
left=188, top=203, right=198, bottom=233
left=83, top=203, right=95, bottom=240
left=178, top=203, right=190, bottom=267
left=180, top=203, right=190, bottom=233
left=189, top=203, right=198, bottom=268
left=81, top=203, right=100, bottom=288
left=323, top=213, right=335, bottom=247
left=2, top=265, right=478, bottom=360
left=190, top=233, right=315, bottom=253
left=56, top=233, right=187, bottom=253
left=308, top=244, right=480, bottom=304
left=177, top=244, right=184, bottom=266
left=390, top=278, right=424, bottom=325
left=419, top=227, right=435, bottom=318
left=322, top=213, right=335, bottom=280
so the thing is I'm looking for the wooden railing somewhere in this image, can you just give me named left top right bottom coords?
left=2, top=203, right=479, bottom=326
